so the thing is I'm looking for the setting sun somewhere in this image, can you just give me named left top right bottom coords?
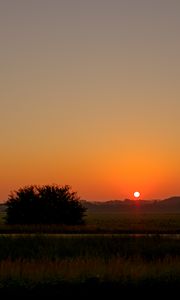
left=134, top=191, right=140, bottom=198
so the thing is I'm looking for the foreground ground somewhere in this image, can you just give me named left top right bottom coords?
left=0, top=234, right=180, bottom=295
left=0, top=211, right=180, bottom=296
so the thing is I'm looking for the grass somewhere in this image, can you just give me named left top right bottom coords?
left=86, top=212, right=180, bottom=233
left=0, top=256, right=180, bottom=288
left=0, top=235, right=180, bottom=261
left=0, top=212, right=180, bottom=294
left=0, top=212, right=180, bottom=233
left=0, top=235, right=179, bottom=292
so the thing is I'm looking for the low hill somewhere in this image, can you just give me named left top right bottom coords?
left=81, top=197, right=180, bottom=213
left=155, top=197, right=180, bottom=211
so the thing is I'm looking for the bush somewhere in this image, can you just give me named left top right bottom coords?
left=5, top=185, right=86, bottom=225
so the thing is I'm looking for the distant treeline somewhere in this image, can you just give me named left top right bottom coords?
left=1, top=196, right=180, bottom=214
left=81, top=197, right=180, bottom=213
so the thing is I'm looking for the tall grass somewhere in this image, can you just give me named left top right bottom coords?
left=0, top=256, right=180, bottom=290
left=0, top=235, right=180, bottom=261
left=0, top=235, right=179, bottom=289
left=0, top=256, right=180, bottom=287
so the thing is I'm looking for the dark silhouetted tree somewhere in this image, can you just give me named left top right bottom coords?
left=6, top=185, right=86, bottom=225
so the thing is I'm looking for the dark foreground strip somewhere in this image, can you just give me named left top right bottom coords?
left=0, top=282, right=179, bottom=298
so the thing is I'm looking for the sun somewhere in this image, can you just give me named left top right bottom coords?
left=134, top=191, right=140, bottom=198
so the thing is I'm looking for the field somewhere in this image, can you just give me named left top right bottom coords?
left=0, top=235, right=180, bottom=295
left=0, top=210, right=180, bottom=296
left=0, top=209, right=180, bottom=233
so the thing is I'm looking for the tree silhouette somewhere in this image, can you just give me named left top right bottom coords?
left=6, top=185, right=86, bottom=225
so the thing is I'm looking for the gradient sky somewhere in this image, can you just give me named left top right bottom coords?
left=0, top=0, right=180, bottom=201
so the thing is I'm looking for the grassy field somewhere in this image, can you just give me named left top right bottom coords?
left=0, top=211, right=180, bottom=233
left=0, top=211, right=180, bottom=295
left=0, top=235, right=180, bottom=293
left=87, top=212, right=180, bottom=233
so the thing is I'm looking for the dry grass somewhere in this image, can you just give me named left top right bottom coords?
left=0, top=235, right=179, bottom=289
left=0, top=256, right=180, bottom=288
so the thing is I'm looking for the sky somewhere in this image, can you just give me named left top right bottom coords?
left=0, top=0, right=180, bottom=201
